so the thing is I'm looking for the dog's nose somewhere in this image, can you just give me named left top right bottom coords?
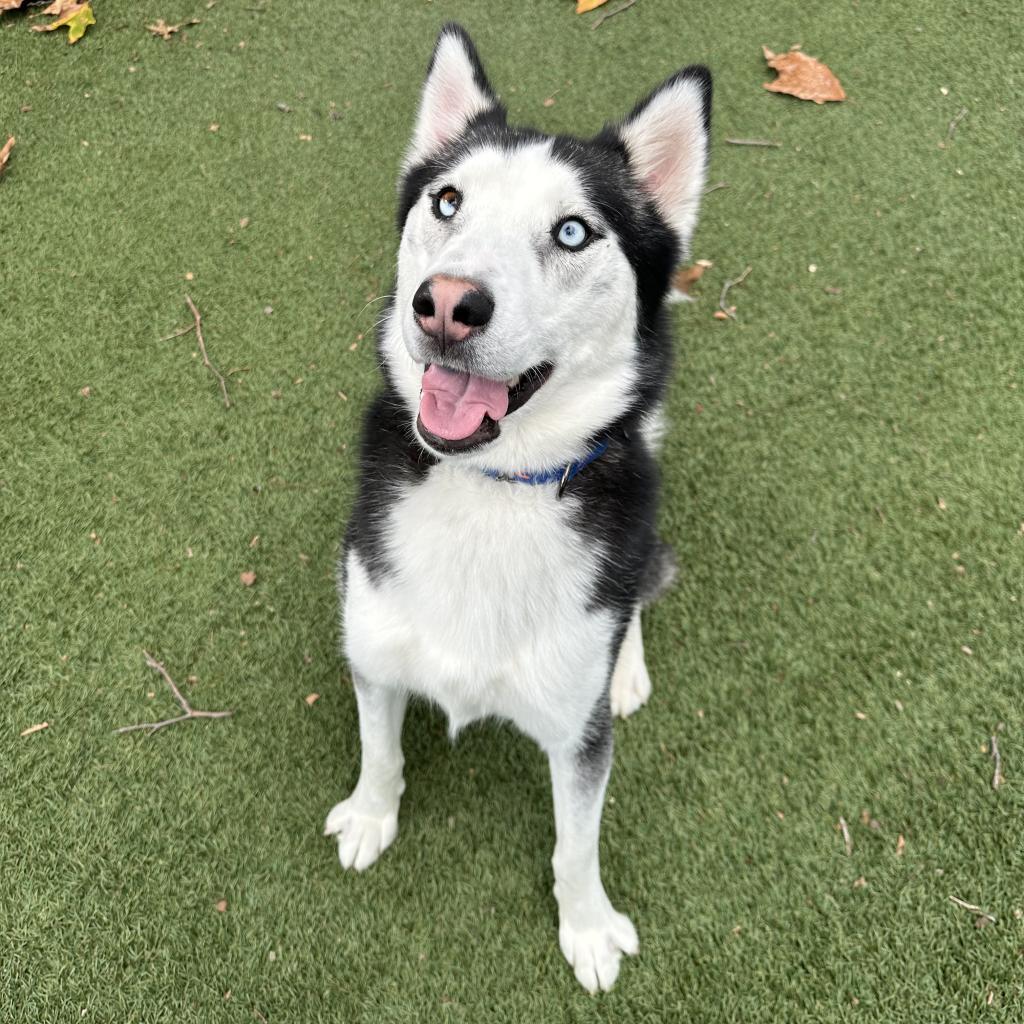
left=412, top=275, right=494, bottom=346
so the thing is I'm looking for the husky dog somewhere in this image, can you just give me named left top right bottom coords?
left=326, top=23, right=711, bottom=993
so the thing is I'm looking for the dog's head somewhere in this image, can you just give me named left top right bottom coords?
left=380, top=23, right=711, bottom=474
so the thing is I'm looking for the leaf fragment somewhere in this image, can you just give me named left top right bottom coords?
left=31, top=1, right=95, bottom=43
left=147, top=19, right=179, bottom=40
left=20, top=721, right=49, bottom=737
left=239, top=570, right=256, bottom=587
left=0, top=136, right=14, bottom=175
left=304, top=693, right=320, bottom=706
left=576, top=0, right=609, bottom=11
left=762, top=46, right=845, bottom=104
left=672, top=260, right=713, bottom=297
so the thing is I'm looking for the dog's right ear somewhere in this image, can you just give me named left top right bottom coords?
left=406, top=24, right=502, bottom=168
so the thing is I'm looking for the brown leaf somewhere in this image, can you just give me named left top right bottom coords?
left=712, top=310, right=729, bottom=320
left=672, top=259, right=713, bottom=296
left=576, top=0, right=609, bottom=11
left=762, top=46, right=846, bottom=104
left=895, top=833, right=906, bottom=857
left=0, top=0, right=29, bottom=12
left=147, top=18, right=179, bottom=40
left=214, top=898, right=228, bottom=913
left=40, top=0, right=80, bottom=13
left=304, top=693, right=320, bottom=706
left=0, top=136, right=14, bottom=175
left=239, top=570, right=256, bottom=586
left=20, top=721, right=49, bottom=737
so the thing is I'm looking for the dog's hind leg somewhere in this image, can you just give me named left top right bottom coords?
left=609, top=607, right=652, bottom=719
left=325, top=676, right=408, bottom=871
left=548, top=699, right=638, bottom=993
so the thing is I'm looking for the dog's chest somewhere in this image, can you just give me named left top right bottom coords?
left=344, top=466, right=612, bottom=741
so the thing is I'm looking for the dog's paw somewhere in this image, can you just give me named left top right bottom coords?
left=558, top=907, right=639, bottom=993
left=324, top=797, right=399, bottom=872
left=610, top=657, right=651, bottom=719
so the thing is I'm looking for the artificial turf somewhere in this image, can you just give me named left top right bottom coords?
left=2, top=0, right=1022, bottom=1020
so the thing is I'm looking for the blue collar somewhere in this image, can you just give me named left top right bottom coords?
left=481, top=438, right=610, bottom=499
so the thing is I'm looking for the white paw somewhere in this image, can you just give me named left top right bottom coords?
left=559, top=907, right=639, bottom=993
left=610, top=658, right=651, bottom=719
left=324, top=796, right=399, bottom=872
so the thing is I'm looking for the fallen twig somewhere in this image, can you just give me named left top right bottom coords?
left=184, top=295, right=231, bottom=408
left=838, top=816, right=852, bottom=856
left=159, top=323, right=196, bottom=343
left=719, top=265, right=752, bottom=320
left=115, top=650, right=233, bottom=734
left=946, top=107, right=968, bottom=140
left=704, top=181, right=729, bottom=195
left=948, top=894, right=996, bottom=924
left=725, top=138, right=782, bottom=148
left=591, top=0, right=636, bottom=29
left=991, top=732, right=1003, bottom=790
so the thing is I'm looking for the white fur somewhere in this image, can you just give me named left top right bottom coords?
left=406, top=31, right=494, bottom=167
left=610, top=608, right=652, bottom=718
left=619, top=76, right=708, bottom=252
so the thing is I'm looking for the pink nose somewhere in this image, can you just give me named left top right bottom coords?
left=412, top=275, right=494, bottom=347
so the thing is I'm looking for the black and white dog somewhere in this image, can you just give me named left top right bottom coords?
left=326, top=23, right=711, bottom=993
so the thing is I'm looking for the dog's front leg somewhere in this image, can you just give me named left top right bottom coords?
left=548, top=697, right=638, bottom=993
left=324, top=676, right=408, bottom=871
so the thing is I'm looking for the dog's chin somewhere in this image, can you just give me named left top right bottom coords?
left=414, top=362, right=553, bottom=457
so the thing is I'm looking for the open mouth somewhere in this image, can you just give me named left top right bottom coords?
left=416, top=362, right=553, bottom=454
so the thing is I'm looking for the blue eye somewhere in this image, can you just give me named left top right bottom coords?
left=555, top=218, right=591, bottom=250
left=434, top=188, right=461, bottom=219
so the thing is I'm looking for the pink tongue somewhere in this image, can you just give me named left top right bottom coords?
left=419, top=364, right=510, bottom=441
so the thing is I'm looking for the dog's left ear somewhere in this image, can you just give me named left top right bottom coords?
left=406, top=23, right=502, bottom=167
left=615, top=66, right=712, bottom=250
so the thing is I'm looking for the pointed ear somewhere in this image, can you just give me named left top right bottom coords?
left=616, top=66, right=712, bottom=250
left=406, top=24, right=502, bottom=167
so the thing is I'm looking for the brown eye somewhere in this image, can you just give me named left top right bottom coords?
left=434, top=188, right=462, bottom=219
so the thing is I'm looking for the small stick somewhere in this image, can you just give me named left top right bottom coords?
left=159, top=323, right=196, bottom=343
left=115, top=650, right=233, bottom=734
left=948, top=894, right=996, bottom=923
left=991, top=733, right=1003, bottom=790
left=946, top=107, right=968, bottom=140
left=719, top=265, right=752, bottom=320
left=591, top=0, right=637, bottom=30
left=838, top=816, right=852, bottom=856
left=704, top=181, right=729, bottom=195
left=725, top=138, right=782, bottom=148
left=184, top=295, right=231, bottom=408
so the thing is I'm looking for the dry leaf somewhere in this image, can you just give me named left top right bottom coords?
left=147, top=19, right=179, bottom=39
left=712, top=310, right=729, bottom=320
left=239, top=570, right=256, bottom=586
left=762, top=46, right=846, bottom=104
left=0, top=136, right=14, bottom=175
left=672, top=260, right=713, bottom=297
left=576, top=0, right=609, bottom=11
left=31, top=1, right=95, bottom=43
left=20, top=721, right=49, bottom=737
left=79, top=386, right=91, bottom=397
left=41, top=0, right=81, bottom=13
left=895, top=834, right=906, bottom=857
left=0, top=0, right=29, bottom=12
left=215, top=899, right=228, bottom=913
left=853, top=876, right=867, bottom=889
left=304, top=693, right=320, bottom=706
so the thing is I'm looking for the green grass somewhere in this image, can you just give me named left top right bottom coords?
left=2, top=1, right=1023, bottom=1020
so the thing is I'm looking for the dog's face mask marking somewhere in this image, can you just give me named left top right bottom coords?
left=384, top=24, right=711, bottom=471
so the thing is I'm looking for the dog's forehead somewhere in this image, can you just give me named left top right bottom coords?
left=445, top=140, right=587, bottom=210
